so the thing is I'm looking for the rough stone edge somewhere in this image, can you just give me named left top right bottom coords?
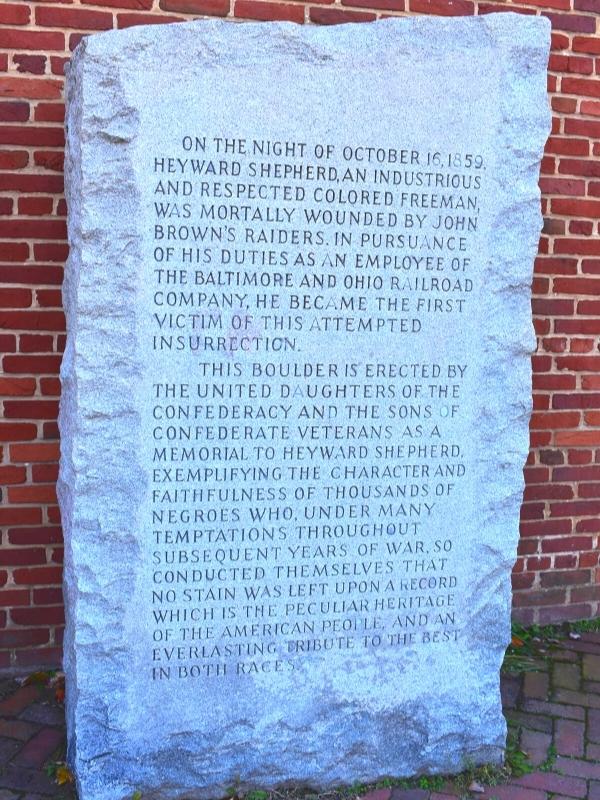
left=59, top=15, right=552, bottom=800
left=59, top=37, right=145, bottom=800
left=467, top=7, right=552, bottom=764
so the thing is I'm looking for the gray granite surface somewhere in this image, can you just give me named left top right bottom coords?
left=60, top=15, right=551, bottom=800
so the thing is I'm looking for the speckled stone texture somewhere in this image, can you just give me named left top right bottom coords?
left=60, top=16, right=550, bottom=800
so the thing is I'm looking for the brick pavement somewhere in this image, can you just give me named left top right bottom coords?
left=0, top=632, right=599, bottom=799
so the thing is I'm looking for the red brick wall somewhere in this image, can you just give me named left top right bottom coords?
left=0, top=0, right=599, bottom=672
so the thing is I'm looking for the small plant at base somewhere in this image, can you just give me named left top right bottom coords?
left=539, top=743, right=557, bottom=773
left=246, top=791, right=269, bottom=800
left=417, top=775, right=444, bottom=791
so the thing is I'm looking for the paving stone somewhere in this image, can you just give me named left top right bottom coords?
left=588, top=708, right=600, bottom=743
left=553, top=649, right=579, bottom=662
left=0, top=737, right=21, bottom=766
left=555, top=755, right=600, bottom=779
left=555, top=718, right=585, bottom=757
left=0, top=766, right=57, bottom=795
left=522, top=699, right=585, bottom=720
left=583, top=680, right=600, bottom=694
left=361, top=789, right=391, bottom=800
left=19, top=703, right=66, bottom=726
left=554, top=687, right=600, bottom=708
left=478, top=786, right=546, bottom=800
left=513, top=771, right=587, bottom=797
left=561, top=641, right=600, bottom=656
left=523, top=671, right=549, bottom=701
left=584, top=654, right=600, bottom=681
left=0, top=718, right=40, bottom=741
left=0, top=791, right=21, bottom=800
left=581, top=632, right=600, bottom=645
left=590, top=780, right=600, bottom=800
left=390, top=791, right=428, bottom=800
left=429, top=794, right=459, bottom=800
left=13, top=728, right=64, bottom=768
left=0, top=686, right=40, bottom=718
left=500, top=674, right=521, bottom=709
left=587, top=742, right=600, bottom=760
left=520, top=728, right=553, bottom=766
left=505, top=710, right=553, bottom=734
left=553, top=662, right=581, bottom=691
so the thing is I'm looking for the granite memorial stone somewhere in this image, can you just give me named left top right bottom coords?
left=59, top=15, right=551, bottom=800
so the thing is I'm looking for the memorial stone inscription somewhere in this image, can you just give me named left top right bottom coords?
left=60, top=16, right=550, bottom=800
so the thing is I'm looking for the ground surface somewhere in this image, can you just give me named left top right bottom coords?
left=1, top=631, right=600, bottom=799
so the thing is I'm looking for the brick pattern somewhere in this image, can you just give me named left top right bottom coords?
left=2, top=633, right=600, bottom=798
left=0, top=0, right=599, bottom=670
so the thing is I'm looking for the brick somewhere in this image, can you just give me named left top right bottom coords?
left=409, top=0, right=473, bottom=12
left=0, top=311, right=65, bottom=331
left=544, top=12, right=597, bottom=33
left=9, top=527, right=62, bottom=546
left=0, top=588, right=29, bottom=606
left=14, top=646, right=62, bottom=669
left=234, top=0, right=305, bottom=21
left=0, top=685, right=39, bottom=717
left=34, top=103, right=64, bottom=123
left=0, top=78, right=62, bottom=101
left=0, top=219, right=66, bottom=240
left=116, top=12, right=183, bottom=25
left=514, top=771, right=587, bottom=797
left=20, top=334, right=54, bottom=352
left=0, top=628, right=49, bottom=647
left=0, top=423, right=37, bottom=441
left=0, top=466, right=26, bottom=484
left=160, top=0, right=231, bottom=11
left=0, top=29, right=64, bottom=51
left=0, top=102, right=29, bottom=122
left=0, top=288, right=31, bottom=308
left=34, top=150, right=64, bottom=171
left=32, top=586, right=63, bottom=604
left=532, top=298, right=574, bottom=315
left=1, top=547, right=47, bottom=566
left=0, top=719, right=37, bottom=741
left=12, top=566, right=62, bottom=585
left=530, top=411, right=580, bottom=430
left=10, top=442, right=60, bottom=462
left=555, top=755, right=600, bottom=779
left=14, top=55, right=46, bottom=78
left=0, top=4, right=30, bottom=24
left=13, top=728, right=63, bottom=768
left=584, top=654, right=600, bottom=680
left=4, top=400, right=58, bottom=420
left=38, top=378, right=60, bottom=396
left=0, top=333, right=17, bottom=352
left=0, top=264, right=63, bottom=286
left=18, top=197, right=54, bottom=216
left=10, top=606, right=64, bottom=626
left=552, top=198, right=600, bottom=218
left=554, top=686, right=600, bottom=708
left=523, top=671, right=549, bottom=700
left=565, top=118, right=600, bottom=138
left=85, top=0, right=153, bottom=6
left=0, top=174, right=64, bottom=194
left=555, top=719, right=585, bottom=759
left=520, top=729, right=552, bottom=767
left=36, top=5, right=113, bottom=28
left=546, top=137, right=589, bottom=157
left=0, top=150, right=28, bottom=170
left=3, top=354, right=62, bottom=374
left=309, top=6, right=376, bottom=22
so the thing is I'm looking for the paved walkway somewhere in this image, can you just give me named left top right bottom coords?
left=0, top=632, right=599, bottom=799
